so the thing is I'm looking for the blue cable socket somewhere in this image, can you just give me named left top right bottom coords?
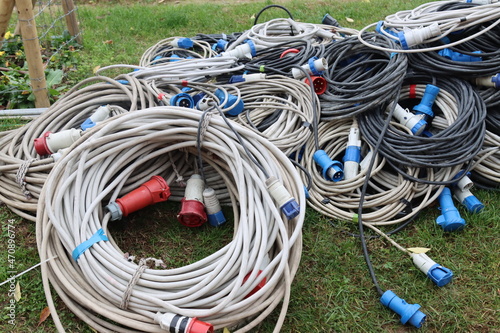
left=207, top=211, right=226, bottom=227
left=214, top=89, right=244, bottom=116
left=428, top=263, right=453, bottom=287
left=175, top=37, right=193, bottom=49
left=380, top=290, right=426, bottom=328
left=436, top=187, right=466, bottom=231
left=313, top=150, right=344, bottom=182
left=460, top=194, right=484, bottom=213
left=438, top=48, right=482, bottom=62
left=413, top=84, right=440, bottom=119
left=281, top=198, right=300, bottom=220
left=81, top=118, right=96, bottom=131
left=170, top=93, right=195, bottom=108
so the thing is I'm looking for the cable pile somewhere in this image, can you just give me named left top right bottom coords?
left=37, top=107, right=305, bottom=333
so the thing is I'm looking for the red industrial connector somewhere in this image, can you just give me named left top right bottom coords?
left=106, top=176, right=170, bottom=220
left=154, top=312, right=213, bottom=333
left=177, top=174, right=207, bottom=227
left=34, top=128, right=82, bottom=156
left=243, top=270, right=267, bottom=298
left=280, top=48, right=300, bottom=58
left=34, top=131, right=52, bottom=156
left=303, top=76, right=327, bottom=95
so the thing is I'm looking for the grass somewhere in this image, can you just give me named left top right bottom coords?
left=1, top=0, right=499, bottom=332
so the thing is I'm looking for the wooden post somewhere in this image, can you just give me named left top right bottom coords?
left=15, top=0, right=50, bottom=108
left=61, top=0, right=82, bottom=44
left=0, top=0, right=15, bottom=41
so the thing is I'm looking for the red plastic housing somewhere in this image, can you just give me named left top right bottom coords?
left=280, top=48, right=300, bottom=58
left=115, top=176, right=170, bottom=217
left=34, top=131, right=52, bottom=156
left=243, top=270, right=266, bottom=298
left=188, top=318, right=214, bottom=333
left=177, top=198, right=207, bottom=227
left=303, top=76, right=327, bottom=95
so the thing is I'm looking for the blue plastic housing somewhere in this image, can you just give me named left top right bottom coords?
left=207, top=211, right=227, bottom=227
left=436, top=187, right=466, bottom=231
left=380, top=290, right=426, bottom=328
left=438, top=48, right=482, bottom=62
left=214, top=89, right=244, bottom=116
left=428, top=263, right=453, bottom=287
left=170, top=93, right=195, bottom=108
left=313, top=150, right=344, bottom=182
left=281, top=198, right=300, bottom=220
left=413, top=84, right=440, bottom=119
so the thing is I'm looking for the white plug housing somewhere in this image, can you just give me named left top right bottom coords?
left=243, top=73, right=267, bottom=81
left=344, top=126, right=362, bottom=180
left=46, top=128, right=82, bottom=154
left=411, top=253, right=437, bottom=275
left=455, top=174, right=473, bottom=191
left=399, top=23, right=441, bottom=49
left=291, top=57, right=328, bottom=79
left=221, top=41, right=257, bottom=59
left=392, top=103, right=427, bottom=135
left=266, top=176, right=300, bottom=220
left=51, top=148, right=69, bottom=162
left=185, top=174, right=204, bottom=202
left=360, top=150, right=374, bottom=171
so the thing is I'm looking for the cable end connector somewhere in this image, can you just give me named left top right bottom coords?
left=438, top=48, right=482, bottom=62
left=411, top=253, right=453, bottom=287
left=266, top=176, right=300, bottom=220
left=170, top=37, right=194, bottom=49
left=322, top=13, right=341, bottom=27
left=203, top=188, right=226, bottom=227
left=453, top=187, right=484, bottom=213
left=436, top=187, right=466, bottom=231
left=380, top=290, right=426, bottom=328
left=291, top=57, right=328, bottom=79
left=177, top=174, right=207, bottom=227
left=81, top=105, right=111, bottom=131
left=34, top=128, right=82, bottom=156
left=214, top=89, right=244, bottom=116
left=392, top=103, right=427, bottom=135
left=303, top=76, right=327, bottom=95
left=413, top=84, right=439, bottom=119
left=155, top=312, right=213, bottom=333
left=313, top=150, right=344, bottom=182
left=170, top=93, right=195, bottom=108
left=398, top=23, right=441, bottom=49
left=229, top=73, right=267, bottom=83
left=474, top=73, right=500, bottom=88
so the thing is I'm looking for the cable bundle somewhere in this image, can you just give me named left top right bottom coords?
left=37, top=107, right=305, bottom=333
left=358, top=75, right=487, bottom=184
left=0, top=75, right=159, bottom=221
left=319, top=33, right=408, bottom=120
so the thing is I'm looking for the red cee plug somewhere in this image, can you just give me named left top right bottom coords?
left=243, top=270, right=266, bottom=298
left=177, top=174, right=207, bottom=227
left=303, top=76, right=327, bottom=95
left=154, top=312, right=213, bottom=333
left=106, top=176, right=170, bottom=221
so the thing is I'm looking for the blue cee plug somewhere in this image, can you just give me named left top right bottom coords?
left=413, top=84, right=440, bottom=120
left=214, top=89, right=244, bottom=116
left=452, top=187, right=484, bottom=213
left=438, top=48, right=482, bottom=62
left=313, top=150, right=344, bottom=182
left=170, top=93, right=195, bottom=108
left=380, top=290, right=426, bottom=328
left=266, top=176, right=300, bottom=220
left=436, top=187, right=466, bottom=231
left=411, top=253, right=453, bottom=287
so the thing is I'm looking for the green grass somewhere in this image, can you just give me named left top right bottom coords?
left=1, top=0, right=499, bottom=332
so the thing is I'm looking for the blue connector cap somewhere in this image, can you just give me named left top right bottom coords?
left=438, top=48, right=482, bottom=62
left=343, top=145, right=361, bottom=163
left=376, top=21, right=398, bottom=38
left=207, top=211, right=226, bottom=227
left=413, top=84, right=440, bottom=119
left=228, top=75, right=246, bottom=84
left=174, top=37, right=194, bottom=49
left=214, top=88, right=244, bottom=116
left=313, top=150, right=344, bottom=182
left=453, top=187, right=484, bottom=213
left=281, top=198, right=300, bottom=220
left=411, top=119, right=427, bottom=135
left=214, top=39, right=229, bottom=51
left=380, top=290, right=426, bottom=328
left=81, top=118, right=96, bottom=131
left=170, top=93, right=195, bottom=108
left=428, top=263, right=453, bottom=287
left=436, top=187, right=466, bottom=231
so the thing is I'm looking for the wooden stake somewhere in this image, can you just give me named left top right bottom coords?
left=15, top=0, right=50, bottom=108
left=61, top=0, right=82, bottom=44
left=0, top=0, right=15, bottom=41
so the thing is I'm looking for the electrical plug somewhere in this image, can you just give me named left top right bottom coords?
left=170, top=93, right=195, bottom=108
left=220, top=40, right=257, bottom=59
left=313, top=150, right=344, bottom=182
left=154, top=312, right=213, bottom=333
left=212, top=39, right=229, bottom=52
left=413, top=84, right=440, bottom=120
left=291, top=57, right=328, bottom=79
left=229, top=73, right=267, bottom=83
left=343, top=124, right=361, bottom=180
left=411, top=253, right=453, bottom=287
left=105, top=176, right=170, bottom=221
left=391, top=103, right=427, bottom=135
left=453, top=187, right=484, bottom=213
left=177, top=174, right=207, bottom=227
left=380, top=290, right=426, bottom=328
left=438, top=48, right=482, bottom=62
left=398, top=23, right=441, bottom=49
left=214, top=88, right=244, bottom=116
left=302, top=76, right=327, bottom=95
left=436, top=187, right=466, bottom=231
left=170, top=37, right=194, bottom=49
left=34, top=128, right=82, bottom=156
left=266, top=176, right=300, bottom=220
left=81, top=105, right=112, bottom=131
left=474, top=74, right=500, bottom=88
left=203, top=188, right=226, bottom=227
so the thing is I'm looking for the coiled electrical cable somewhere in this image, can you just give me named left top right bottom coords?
left=359, top=75, right=487, bottom=184
left=319, top=33, right=408, bottom=120
left=37, top=107, right=305, bottom=333
left=0, top=75, right=159, bottom=221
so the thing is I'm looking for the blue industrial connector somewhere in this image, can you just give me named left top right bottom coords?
left=80, top=105, right=111, bottom=131
left=413, top=84, right=440, bottom=119
left=291, top=57, right=328, bottom=79
left=453, top=187, right=484, bottom=213
left=380, top=290, right=426, bottom=328
left=392, top=103, right=427, bottom=135
left=474, top=73, right=500, bottom=88
left=213, top=39, right=229, bottom=52
left=375, top=21, right=398, bottom=38
left=411, top=253, right=453, bottom=287
left=214, top=88, right=244, bottom=116
left=313, top=150, right=344, bottom=182
left=438, top=48, right=482, bottom=62
left=229, top=73, right=267, bottom=83
left=170, top=93, right=195, bottom=108
left=436, top=187, right=466, bottom=231
left=171, top=37, right=194, bottom=49
left=203, top=188, right=226, bottom=227
left=266, top=176, right=300, bottom=220
left=343, top=125, right=361, bottom=180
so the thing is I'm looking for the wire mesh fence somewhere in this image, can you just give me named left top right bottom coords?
left=1, top=0, right=81, bottom=110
